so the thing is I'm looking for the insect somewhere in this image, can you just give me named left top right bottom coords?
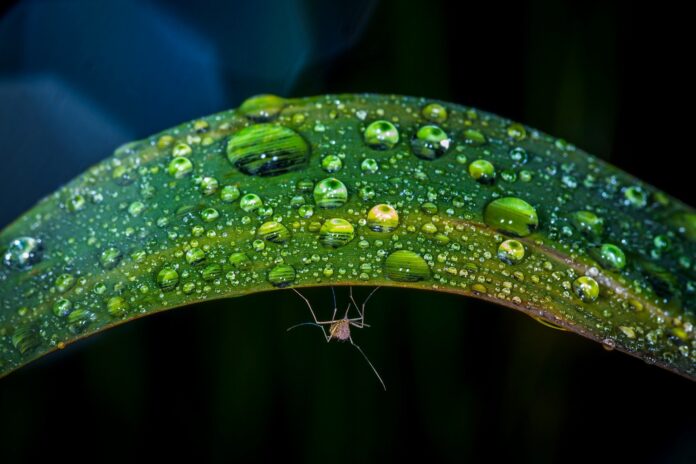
left=288, top=286, right=386, bottom=390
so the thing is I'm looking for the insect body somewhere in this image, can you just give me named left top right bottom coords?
left=288, top=286, right=385, bottom=390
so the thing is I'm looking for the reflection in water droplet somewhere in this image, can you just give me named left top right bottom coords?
left=411, top=125, right=450, bottom=160
left=107, top=296, right=128, bottom=317
left=200, top=177, right=219, bottom=196
left=364, top=120, right=399, bottom=150
left=506, top=123, right=526, bottom=140
left=99, top=247, right=123, bottom=270
left=367, top=204, right=399, bottom=232
left=319, top=218, right=355, bottom=248
left=571, top=210, right=604, bottom=237
left=186, top=248, right=206, bottom=266
left=623, top=186, right=647, bottom=208
left=591, top=243, right=626, bottom=271
left=464, top=129, right=487, bottom=145
left=321, top=155, right=343, bottom=173
left=238, top=94, right=287, bottom=121
left=498, top=239, right=525, bottom=264
left=484, top=197, right=539, bottom=237
left=200, top=208, right=220, bottom=222
left=11, top=326, right=40, bottom=355
left=421, top=103, right=448, bottom=124
left=157, top=267, right=180, bottom=291
left=227, top=124, right=309, bottom=177
left=257, top=221, right=291, bottom=243
left=229, top=252, right=251, bottom=269
left=361, top=158, right=379, bottom=173
left=240, top=194, right=263, bottom=212
left=384, top=250, right=430, bottom=282
left=468, top=159, right=496, bottom=184
left=220, top=185, right=240, bottom=203
left=55, top=273, right=76, bottom=293
left=268, top=264, right=296, bottom=288
left=168, top=157, right=193, bottom=178
left=52, top=298, right=73, bottom=317
left=573, top=276, right=599, bottom=303
left=3, top=237, right=44, bottom=270
left=314, top=178, right=348, bottom=208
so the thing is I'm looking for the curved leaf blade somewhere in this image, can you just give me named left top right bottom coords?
left=1, top=94, right=694, bottom=379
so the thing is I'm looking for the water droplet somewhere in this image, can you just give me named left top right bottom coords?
left=185, top=247, right=206, bottom=266
left=321, top=155, right=343, bottom=173
left=99, top=247, right=123, bottom=270
left=498, top=239, right=525, bottom=264
left=509, top=147, right=528, bottom=164
left=363, top=120, right=399, bottom=150
left=55, top=273, right=76, bottom=293
left=421, top=103, right=448, bottom=124
left=227, top=124, right=309, bottom=176
left=66, top=193, right=86, bottom=212
left=268, top=264, right=296, bottom=288
left=228, top=252, right=251, bottom=269
left=623, top=186, right=647, bottom=208
left=591, top=243, right=626, bottom=271
left=257, top=221, right=291, bottom=243
left=157, top=267, right=180, bottom=291
left=571, top=210, right=604, bottom=237
left=314, top=177, right=348, bottom=208
left=384, top=250, right=430, bottom=282
left=220, top=185, right=240, bottom=203
left=68, top=309, right=96, bottom=333
left=464, top=129, right=487, bottom=145
left=238, top=94, right=286, bottom=121
left=172, top=142, right=192, bottom=157
left=361, top=158, right=379, bottom=173
left=52, top=298, right=73, bottom=317
left=409, top=125, right=450, bottom=160
left=200, top=177, right=219, bottom=196
left=468, top=159, right=496, bottom=184
left=128, top=201, right=146, bottom=217
left=201, top=263, right=222, bottom=282
left=240, top=193, right=263, bottom=212
left=12, top=326, right=40, bottom=355
left=319, top=218, right=355, bottom=248
left=484, top=197, right=539, bottom=237
left=506, top=123, right=526, bottom=140
left=3, top=237, right=44, bottom=270
left=572, top=276, right=599, bottom=303
left=200, top=208, right=220, bottom=222
left=107, top=296, right=128, bottom=317
left=367, top=204, right=399, bottom=232
left=168, top=157, right=193, bottom=178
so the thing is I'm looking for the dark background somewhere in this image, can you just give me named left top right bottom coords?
left=0, top=1, right=694, bottom=463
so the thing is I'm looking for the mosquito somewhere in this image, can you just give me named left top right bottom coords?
left=287, top=286, right=385, bottom=390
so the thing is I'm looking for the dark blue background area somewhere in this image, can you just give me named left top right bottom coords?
left=1, top=1, right=694, bottom=463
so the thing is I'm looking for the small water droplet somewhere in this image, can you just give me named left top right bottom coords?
left=257, top=221, right=291, bottom=244
left=238, top=94, right=287, bottom=121
left=367, top=204, right=399, bottom=232
left=497, top=239, right=525, bottom=264
left=319, top=218, right=355, bottom=248
left=421, top=103, right=448, bottom=124
left=484, top=197, right=539, bottom=237
left=157, top=267, right=180, bottom=291
left=469, top=159, right=496, bottom=184
left=384, top=250, right=430, bottom=282
left=321, top=155, right=343, bottom=173
left=572, top=276, right=600, bottom=303
left=240, top=193, right=263, bottom=212
left=99, top=247, right=123, bottom=270
left=268, top=264, right=296, bottom=288
left=168, top=157, right=193, bottom=178
left=314, top=177, right=348, bottom=208
left=411, top=125, right=450, bottom=160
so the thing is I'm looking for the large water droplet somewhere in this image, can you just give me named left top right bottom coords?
left=498, top=239, right=525, bottom=264
left=484, top=197, right=539, bottom=237
left=469, top=159, right=496, bottom=184
left=411, top=125, right=450, bottom=160
left=240, top=193, right=263, bottom=212
left=99, top=247, right=123, bottom=270
left=363, top=120, right=399, bottom=150
left=3, top=237, right=44, bottom=270
left=227, top=124, right=309, bottom=176
left=384, top=250, right=430, bottom=282
left=168, top=157, right=194, bottom=178
left=571, top=210, right=604, bottom=237
left=157, top=267, right=180, bottom=291
left=590, top=243, right=626, bottom=271
left=319, top=218, right=355, bottom=248
left=367, top=204, right=399, bottom=232
left=572, top=276, right=599, bottom=303
left=268, top=264, right=296, bottom=288
left=314, top=178, right=348, bottom=208
left=257, top=221, right=291, bottom=243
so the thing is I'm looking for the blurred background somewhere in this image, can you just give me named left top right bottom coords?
left=0, top=0, right=694, bottom=462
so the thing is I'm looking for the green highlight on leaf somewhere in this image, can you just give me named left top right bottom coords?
left=0, top=93, right=694, bottom=380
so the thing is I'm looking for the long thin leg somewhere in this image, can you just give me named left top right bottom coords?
left=349, top=286, right=381, bottom=327
left=350, top=337, right=386, bottom=391
left=330, top=286, right=338, bottom=321
left=290, top=288, right=330, bottom=342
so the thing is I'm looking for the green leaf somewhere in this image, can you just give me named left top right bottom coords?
left=1, top=94, right=694, bottom=379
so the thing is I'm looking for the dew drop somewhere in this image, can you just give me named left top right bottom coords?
left=257, top=221, right=291, bottom=244
left=220, top=185, right=240, bottom=203
left=506, top=123, right=526, bottom=140
left=572, top=276, right=600, bottom=303
left=571, top=210, right=604, bottom=237
left=99, top=247, right=123, bottom=270
left=361, top=158, right=379, bottom=173
left=367, top=204, right=399, bottom=232
left=52, top=298, right=73, bottom=317
left=319, top=218, right=355, bottom=248
left=484, top=197, right=539, bottom=237
left=200, top=177, right=219, bottom=196
left=227, top=124, right=309, bottom=176
left=157, top=267, right=180, bottom=291
left=421, top=103, right=448, bottom=124
left=240, top=193, right=263, bottom=212
left=411, top=125, right=450, bottom=160
left=106, top=296, right=128, bottom=317
left=384, top=250, right=430, bottom=282
left=200, top=208, right=220, bottom=222
left=168, top=157, right=193, bottom=178
left=468, top=159, right=496, bottom=184
left=185, top=247, right=206, bottom=266
left=238, top=94, right=287, bottom=121
left=321, top=155, right=343, bottom=173
left=591, top=243, right=626, bottom=271
left=497, top=239, right=525, bottom=265
left=268, top=264, right=296, bottom=288
left=363, top=120, right=399, bottom=150
left=313, top=178, right=348, bottom=208
left=55, top=273, right=76, bottom=293
left=3, top=237, right=44, bottom=270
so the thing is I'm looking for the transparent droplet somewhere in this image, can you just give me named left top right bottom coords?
left=573, top=276, right=600, bottom=303
left=411, top=125, right=450, bottom=160
left=227, top=124, right=309, bottom=176
left=591, top=243, right=626, bottom=271
left=469, top=159, right=496, bottom=184
left=361, top=158, right=379, bottom=173
left=367, top=204, right=399, bottom=232
left=363, top=120, right=399, bottom=150
left=99, top=247, right=123, bottom=270
left=257, top=221, right=291, bottom=244
left=185, top=248, right=206, bottom=266
left=498, top=239, right=525, bottom=264
left=384, top=250, right=430, bottom=282
left=319, top=218, right=355, bottom=248
left=268, top=264, right=296, bottom=288
left=421, top=103, right=448, bottom=124
left=168, top=157, right=193, bottom=178
left=3, top=237, right=44, bottom=270
left=484, top=197, right=539, bottom=237
left=314, top=178, right=348, bottom=208
left=571, top=211, right=604, bottom=237
left=200, top=177, right=219, bottom=196
left=321, top=155, right=343, bottom=173
left=238, top=94, right=287, bottom=122
left=240, top=193, right=263, bottom=212
left=220, top=185, right=240, bottom=203
left=157, top=267, right=180, bottom=291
